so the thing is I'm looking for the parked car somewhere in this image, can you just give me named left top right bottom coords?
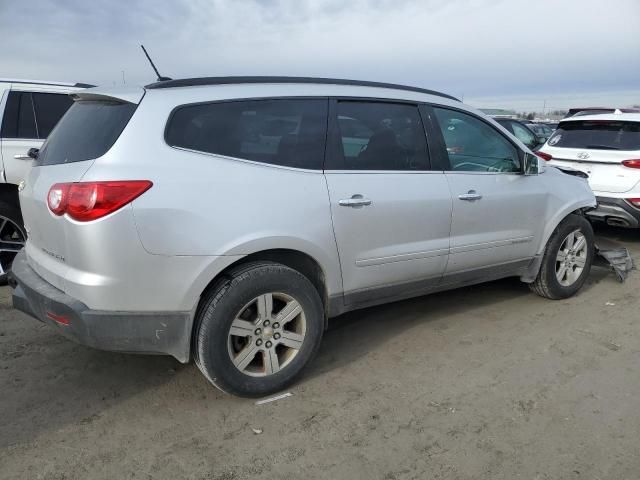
left=564, top=107, right=640, bottom=118
left=493, top=118, right=546, bottom=151
left=10, top=77, right=596, bottom=397
left=525, top=122, right=554, bottom=141
left=539, top=112, right=640, bottom=228
left=0, top=79, right=92, bottom=279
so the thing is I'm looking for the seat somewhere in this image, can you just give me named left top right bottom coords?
left=357, top=128, right=403, bottom=170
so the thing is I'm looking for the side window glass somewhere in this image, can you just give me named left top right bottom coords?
left=332, top=101, right=429, bottom=170
left=433, top=107, right=520, bottom=173
left=32, top=93, right=74, bottom=138
left=511, top=122, right=537, bottom=148
left=0, top=91, right=37, bottom=139
left=165, top=99, right=327, bottom=170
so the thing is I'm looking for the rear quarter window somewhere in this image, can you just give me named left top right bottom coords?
left=165, top=98, right=328, bottom=170
left=36, top=100, right=137, bottom=166
left=548, top=120, right=640, bottom=151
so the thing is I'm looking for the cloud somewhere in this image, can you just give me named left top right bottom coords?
left=1, top=0, right=638, bottom=107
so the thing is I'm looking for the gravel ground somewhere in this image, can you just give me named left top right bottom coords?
left=1, top=225, right=638, bottom=480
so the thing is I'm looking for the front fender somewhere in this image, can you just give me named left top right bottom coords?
left=537, top=199, right=595, bottom=256
left=536, top=169, right=596, bottom=256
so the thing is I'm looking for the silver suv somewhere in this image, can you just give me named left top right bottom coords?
left=10, top=77, right=596, bottom=397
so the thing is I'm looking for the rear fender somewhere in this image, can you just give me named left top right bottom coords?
left=221, top=235, right=343, bottom=298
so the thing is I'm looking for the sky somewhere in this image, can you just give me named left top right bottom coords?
left=1, top=0, right=639, bottom=112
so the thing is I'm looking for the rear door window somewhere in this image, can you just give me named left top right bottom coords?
left=548, top=120, right=640, bottom=151
left=36, top=100, right=137, bottom=166
left=327, top=101, right=429, bottom=170
left=165, top=99, right=328, bottom=170
left=0, top=91, right=37, bottom=139
left=32, top=93, right=74, bottom=138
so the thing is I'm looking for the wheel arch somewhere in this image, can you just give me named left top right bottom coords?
left=536, top=202, right=594, bottom=257
left=0, top=183, right=20, bottom=208
left=521, top=203, right=594, bottom=283
left=190, top=246, right=340, bottom=341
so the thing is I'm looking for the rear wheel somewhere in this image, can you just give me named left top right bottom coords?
left=0, top=201, right=26, bottom=284
left=530, top=214, right=594, bottom=299
left=194, top=262, right=324, bottom=397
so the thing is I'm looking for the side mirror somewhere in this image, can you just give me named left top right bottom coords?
left=27, top=147, right=39, bottom=159
left=523, top=152, right=539, bottom=175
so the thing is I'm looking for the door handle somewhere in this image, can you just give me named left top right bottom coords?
left=339, top=194, right=372, bottom=208
left=458, top=190, right=482, bottom=201
left=14, top=154, right=32, bottom=160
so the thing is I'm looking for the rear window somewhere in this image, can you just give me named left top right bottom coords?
left=548, top=120, right=640, bottom=151
left=165, top=99, right=328, bottom=170
left=36, top=101, right=136, bottom=166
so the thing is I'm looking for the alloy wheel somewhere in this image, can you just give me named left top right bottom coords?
left=555, top=229, right=588, bottom=287
left=0, top=216, right=26, bottom=276
left=227, top=292, right=307, bottom=377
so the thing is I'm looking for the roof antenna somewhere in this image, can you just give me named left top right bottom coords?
left=140, top=45, right=172, bottom=82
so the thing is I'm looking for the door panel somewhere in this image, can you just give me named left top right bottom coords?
left=2, top=138, right=42, bottom=184
left=325, top=99, right=452, bottom=303
left=429, top=106, right=547, bottom=277
left=325, top=172, right=452, bottom=299
left=444, top=172, right=547, bottom=274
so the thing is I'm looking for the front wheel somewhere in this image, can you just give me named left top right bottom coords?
left=530, top=214, right=594, bottom=299
left=194, top=262, right=324, bottom=397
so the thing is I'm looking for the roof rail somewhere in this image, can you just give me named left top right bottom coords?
left=145, top=76, right=459, bottom=101
left=0, top=78, right=94, bottom=88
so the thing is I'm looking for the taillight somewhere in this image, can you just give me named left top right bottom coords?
left=622, top=159, right=640, bottom=169
left=626, top=198, right=640, bottom=208
left=47, top=184, right=70, bottom=215
left=47, top=181, right=152, bottom=221
left=46, top=311, right=71, bottom=326
left=535, top=151, right=553, bottom=161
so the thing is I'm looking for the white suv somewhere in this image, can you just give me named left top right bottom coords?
left=10, top=77, right=596, bottom=397
left=0, top=79, right=91, bottom=278
left=538, top=112, right=640, bottom=227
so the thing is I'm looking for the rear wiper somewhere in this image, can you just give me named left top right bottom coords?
left=584, top=145, right=621, bottom=150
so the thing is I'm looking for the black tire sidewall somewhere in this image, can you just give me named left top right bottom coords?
left=541, top=215, right=594, bottom=298
left=196, top=264, right=324, bottom=397
left=0, top=200, right=26, bottom=283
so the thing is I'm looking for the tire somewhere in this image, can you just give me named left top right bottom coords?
left=0, top=200, right=27, bottom=285
left=529, top=214, right=594, bottom=299
left=194, top=261, right=325, bottom=397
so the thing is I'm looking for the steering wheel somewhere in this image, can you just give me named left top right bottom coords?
left=486, top=158, right=514, bottom=173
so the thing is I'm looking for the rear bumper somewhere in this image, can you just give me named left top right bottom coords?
left=9, top=250, right=193, bottom=362
left=588, top=197, right=640, bottom=228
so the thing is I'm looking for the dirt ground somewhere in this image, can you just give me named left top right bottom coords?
left=1, top=225, right=639, bottom=480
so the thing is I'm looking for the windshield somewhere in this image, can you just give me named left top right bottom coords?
left=547, top=120, right=640, bottom=151
left=36, top=100, right=137, bottom=166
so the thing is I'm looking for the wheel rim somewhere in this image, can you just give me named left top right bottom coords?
left=555, top=229, right=588, bottom=287
left=227, top=292, right=307, bottom=377
left=0, top=215, right=26, bottom=275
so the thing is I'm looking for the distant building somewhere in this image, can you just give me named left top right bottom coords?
left=479, top=108, right=518, bottom=118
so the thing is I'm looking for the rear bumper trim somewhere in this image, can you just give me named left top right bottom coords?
left=588, top=197, right=640, bottom=228
left=9, top=250, right=192, bottom=362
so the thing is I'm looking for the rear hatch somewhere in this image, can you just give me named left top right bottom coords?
left=543, top=118, right=640, bottom=193
left=19, top=87, right=143, bottom=290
